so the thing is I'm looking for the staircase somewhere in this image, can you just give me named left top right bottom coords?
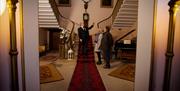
left=112, top=0, right=138, bottom=30
left=97, top=0, right=138, bottom=30
left=38, top=0, right=59, bottom=28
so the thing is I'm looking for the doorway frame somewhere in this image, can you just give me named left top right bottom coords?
left=20, top=0, right=156, bottom=91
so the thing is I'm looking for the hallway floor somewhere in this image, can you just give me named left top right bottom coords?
left=40, top=53, right=134, bottom=91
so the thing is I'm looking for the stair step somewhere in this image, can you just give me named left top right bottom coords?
left=113, top=22, right=134, bottom=25
left=39, top=16, right=56, bottom=19
left=38, top=14, right=56, bottom=17
left=38, top=0, right=49, bottom=3
left=124, top=1, right=138, bottom=4
left=123, top=4, right=138, bottom=8
left=39, top=22, right=58, bottom=25
left=115, top=19, right=136, bottom=23
left=39, top=19, right=57, bottom=22
left=38, top=5, right=51, bottom=8
left=116, top=16, right=137, bottom=19
left=39, top=25, right=59, bottom=28
left=39, top=9, right=53, bottom=12
left=120, top=8, right=138, bottom=12
left=39, top=7, right=53, bottom=11
left=117, top=13, right=137, bottom=16
left=38, top=13, right=54, bottom=16
left=113, top=25, right=132, bottom=27
left=39, top=3, right=50, bottom=6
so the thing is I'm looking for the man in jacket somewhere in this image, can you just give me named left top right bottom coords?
left=100, top=26, right=113, bottom=68
left=78, top=22, right=94, bottom=55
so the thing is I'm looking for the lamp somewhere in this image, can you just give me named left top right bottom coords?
left=0, top=0, right=6, bottom=15
left=163, top=0, right=180, bottom=91
left=7, top=0, right=19, bottom=91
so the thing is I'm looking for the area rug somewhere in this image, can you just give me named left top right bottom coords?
left=108, top=64, right=135, bottom=82
left=68, top=37, right=106, bottom=91
left=40, top=55, right=58, bottom=62
left=40, top=64, right=64, bottom=84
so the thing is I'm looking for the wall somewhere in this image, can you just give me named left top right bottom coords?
left=0, top=4, right=11, bottom=91
left=16, top=3, right=23, bottom=91
left=58, top=0, right=117, bottom=35
left=23, top=0, right=40, bottom=91
left=153, top=0, right=180, bottom=90
left=152, top=0, right=169, bottom=90
left=135, top=0, right=155, bottom=91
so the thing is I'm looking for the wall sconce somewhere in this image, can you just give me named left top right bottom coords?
left=0, top=0, right=6, bottom=15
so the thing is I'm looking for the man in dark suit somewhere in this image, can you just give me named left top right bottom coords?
left=78, top=22, right=94, bottom=55
left=100, top=26, right=113, bottom=68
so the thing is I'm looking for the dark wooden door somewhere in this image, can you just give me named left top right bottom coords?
left=49, top=30, right=60, bottom=51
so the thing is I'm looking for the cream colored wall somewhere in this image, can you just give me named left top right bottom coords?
left=23, top=0, right=40, bottom=91
left=16, top=3, right=23, bottom=91
left=152, top=0, right=169, bottom=90
left=58, top=0, right=117, bottom=35
left=0, top=5, right=11, bottom=91
left=135, top=0, right=155, bottom=91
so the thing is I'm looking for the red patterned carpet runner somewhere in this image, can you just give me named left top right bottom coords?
left=68, top=36, right=106, bottom=91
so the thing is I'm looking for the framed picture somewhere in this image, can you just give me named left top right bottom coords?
left=101, top=0, right=113, bottom=8
left=58, top=0, right=71, bottom=7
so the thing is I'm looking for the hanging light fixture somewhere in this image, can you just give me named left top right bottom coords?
left=0, top=0, right=6, bottom=15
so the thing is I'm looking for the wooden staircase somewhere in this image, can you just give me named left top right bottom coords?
left=113, top=0, right=138, bottom=30
left=38, top=0, right=59, bottom=28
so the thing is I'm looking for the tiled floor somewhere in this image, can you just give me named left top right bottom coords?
left=40, top=52, right=134, bottom=91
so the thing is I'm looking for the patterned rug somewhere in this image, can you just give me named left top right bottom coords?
left=108, top=64, right=135, bottom=82
left=40, top=64, right=64, bottom=84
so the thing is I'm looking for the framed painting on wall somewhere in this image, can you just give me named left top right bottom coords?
left=101, top=0, right=113, bottom=8
left=58, top=0, right=71, bottom=7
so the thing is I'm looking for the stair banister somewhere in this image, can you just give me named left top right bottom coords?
left=97, top=0, right=123, bottom=29
left=49, top=0, right=76, bottom=49
left=115, top=29, right=136, bottom=43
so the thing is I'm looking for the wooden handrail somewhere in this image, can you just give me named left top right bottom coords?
left=97, top=0, right=123, bottom=28
left=49, top=0, right=75, bottom=26
left=49, top=0, right=75, bottom=48
left=115, top=29, right=136, bottom=43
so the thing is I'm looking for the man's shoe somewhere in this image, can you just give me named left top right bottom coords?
left=96, top=61, right=102, bottom=65
left=103, top=65, right=110, bottom=69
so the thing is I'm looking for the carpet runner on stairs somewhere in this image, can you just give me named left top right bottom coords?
left=68, top=36, right=106, bottom=91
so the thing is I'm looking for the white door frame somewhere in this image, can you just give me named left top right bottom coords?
left=22, top=0, right=156, bottom=91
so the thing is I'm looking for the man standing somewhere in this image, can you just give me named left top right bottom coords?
left=94, top=29, right=103, bottom=65
left=100, top=26, right=113, bottom=68
left=78, top=22, right=94, bottom=55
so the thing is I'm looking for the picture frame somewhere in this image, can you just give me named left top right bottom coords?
left=101, top=0, right=113, bottom=8
left=57, top=0, right=71, bottom=7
